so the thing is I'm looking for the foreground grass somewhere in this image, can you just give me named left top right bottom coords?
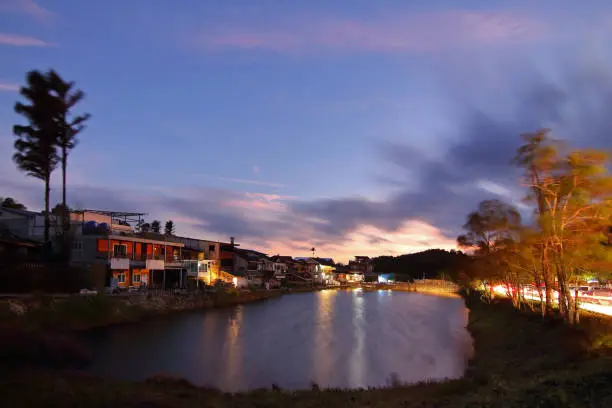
left=1, top=293, right=612, bottom=407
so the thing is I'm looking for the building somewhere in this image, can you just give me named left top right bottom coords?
left=269, top=255, right=290, bottom=285
left=172, top=236, right=239, bottom=286
left=314, top=258, right=336, bottom=284
left=68, top=210, right=186, bottom=290
left=234, top=249, right=271, bottom=286
left=0, top=224, right=42, bottom=260
left=0, top=207, right=61, bottom=244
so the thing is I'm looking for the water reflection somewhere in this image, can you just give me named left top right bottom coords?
left=349, top=289, right=366, bottom=388
left=219, top=305, right=243, bottom=389
left=84, top=290, right=472, bottom=391
left=313, top=289, right=336, bottom=386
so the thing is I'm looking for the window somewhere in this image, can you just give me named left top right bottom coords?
left=133, top=273, right=141, bottom=283
left=209, top=245, right=215, bottom=252
left=117, top=273, right=126, bottom=283
left=113, top=244, right=127, bottom=258
left=72, top=240, right=83, bottom=253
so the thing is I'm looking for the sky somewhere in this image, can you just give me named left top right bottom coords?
left=2, top=1, right=612, bottom=262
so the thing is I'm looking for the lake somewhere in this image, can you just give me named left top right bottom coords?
left=84, top=289, right=473, bottom=391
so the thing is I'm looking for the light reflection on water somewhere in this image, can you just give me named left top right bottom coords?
left=84, top=290, right=472, bottom=391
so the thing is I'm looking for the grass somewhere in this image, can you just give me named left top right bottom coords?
left=1, top=292, right=612, bottom=407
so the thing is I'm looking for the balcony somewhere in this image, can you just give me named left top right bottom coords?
left=110, top=253, right=130, bottom=270
left=146, top=255, right=165, bottom=270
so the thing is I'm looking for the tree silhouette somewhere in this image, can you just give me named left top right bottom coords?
left=13, top=70, right=59, bottom=242
left=151, top=220, right=161, bottom=233
left=47, top=70, right=90, bottom=217
left=164, top=220, right=175, bottom=236
left=0, top=197, right=26, bottom=210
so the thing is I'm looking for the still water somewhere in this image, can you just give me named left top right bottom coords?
left=84, top=289, right=473, bottom=391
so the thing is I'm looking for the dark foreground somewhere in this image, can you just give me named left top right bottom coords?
left=2, top=293, right=612, bottom=407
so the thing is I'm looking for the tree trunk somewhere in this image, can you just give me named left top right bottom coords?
left=61, top=148, right=69, bottom=234
left=542, top=250, right=553, bottom=316
left=62, top=147, right=67, bottom=209
left=44, top=174, right=50, bottom=244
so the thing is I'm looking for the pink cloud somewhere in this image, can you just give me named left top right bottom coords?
left=0, top=33, right=51, bottom=46
left=0, top=0, right=54, bottom=21
left=0, top=81, right=20, bottom=92
left=191, top=10, right=547, bottom=55
left=216, top=176, right=285, bottom=188
left=263, top=220, right=458, bottom=263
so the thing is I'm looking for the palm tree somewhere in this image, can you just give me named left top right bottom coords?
left=13, top=70, right=59, bottom=243
left=47, top=70, right=90, bottom=213
left=311, top=247, right=316, bottom=258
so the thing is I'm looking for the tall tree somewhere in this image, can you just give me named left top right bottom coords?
left=457, top=199, right=522, bottom=303
left=164, top=220, right=175, bottom=236
left=0, top=197, right=26, bottom=210
left=13, top=70, right=59, bottom=243
left=514, top=130, right=612, bottom=323
left=47, top=70, right=90, bottom=215
left=151, top=220, right=161, bottom=234
left=514, top=129, right=561, bottom=315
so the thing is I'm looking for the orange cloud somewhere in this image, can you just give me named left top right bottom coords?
left=263, top=220, right=458, bottom=263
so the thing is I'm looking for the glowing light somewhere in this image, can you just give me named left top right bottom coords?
left=232, top=277, right=238, bottom=287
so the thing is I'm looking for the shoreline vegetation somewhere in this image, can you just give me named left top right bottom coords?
left=2, top=289, right=611, bottom=407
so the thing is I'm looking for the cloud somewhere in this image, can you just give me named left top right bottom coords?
left=291, top=57, right=612, bottom=240
left=0, top=170, right=455, bottom=262
left=190, top=10, right=546, bottom=55
left=216, top=176, right=285, bottom=188
left=0, top=0, right=54, bottom=21
left=0, top=81, right=19, bottom=92
left=0, top=33, right=52, bottom=46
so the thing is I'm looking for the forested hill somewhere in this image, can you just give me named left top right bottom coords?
left=372, top=249, right=469, bottom=282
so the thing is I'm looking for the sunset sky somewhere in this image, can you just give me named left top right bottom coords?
left=2, top=1, right=612, bottom=262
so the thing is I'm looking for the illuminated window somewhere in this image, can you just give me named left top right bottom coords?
left=117, top=273, right=126, bottom=283
left=133, top=273, right=141, bottom=283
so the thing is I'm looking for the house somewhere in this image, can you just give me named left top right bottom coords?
left=172, top=236, right=237, bottom=286
left=284, top=258, right=313, bottom=285
left=314, top=258, right=336, bottom=285
left=269, top=255, right=290, bottom=285
left=344, top=256, right=373, bottom=283
left=68, top=209, right=186, bottom=290
left=234, top=249, right=268, bottom=287
left=333, top=264, right=350, bottom=284
left=0, top=224, right=42, bottom=260
left=0, top=207, right=61, bottom=245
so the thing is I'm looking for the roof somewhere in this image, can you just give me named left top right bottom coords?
left=107, top=234, right=184, bottom=247
left=74, top=209, right=147, bottom=218
left=0, top=207, right=40, bottom=218
left=0, top=226, right=41, bottom=247
left=270, top=255, right=293, bottom=263
left=236, top=248, right=271, bottom=261
left=172, top=235, right=232, bottom=246
left=314, top=257, right=336, bottom=267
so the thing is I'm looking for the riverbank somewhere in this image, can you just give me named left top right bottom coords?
left=0, top=288, right=299, bottom=332
left=0, top=284, right=452, bottom=332
left=3, top=292, right=611, bottom=407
